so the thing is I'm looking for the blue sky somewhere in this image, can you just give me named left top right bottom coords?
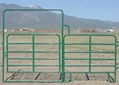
left=0, top=0, right=119, bottom=21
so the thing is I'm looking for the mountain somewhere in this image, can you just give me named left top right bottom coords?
left=0, top=3, right=119, bottom=29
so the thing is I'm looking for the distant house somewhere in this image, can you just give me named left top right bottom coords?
left=4, top=29, right=8, bottom=32
left=105, top=29, right=114, bottom=32
left=79, top=28, right=101, bottom=33
left=18, top=28, right=35, bottom=32
left=10, top=29, right=15, bottom=32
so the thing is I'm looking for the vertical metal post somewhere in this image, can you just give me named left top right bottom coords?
left=61, top=10, right=65, bottom=82
left=6, top=35, right=9, bottom=72
left=58, top=35, right=61, bottom=72
left=114, top=37, right=117, bottom=82
left=2, top=10, right=5, bottom=82
left=32, top=35, right=35, bottom=72
left=89, top=36, right=92, bottom=72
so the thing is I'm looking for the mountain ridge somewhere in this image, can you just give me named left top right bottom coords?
left=0, top=3, right=119, bottom=29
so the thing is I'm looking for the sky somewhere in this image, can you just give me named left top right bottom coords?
left=0, top=0, right=119, bottom=22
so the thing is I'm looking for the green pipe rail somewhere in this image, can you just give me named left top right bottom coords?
left=64, top=25, right=71, bottom=34
left=1, top=8, right=119, bottom=83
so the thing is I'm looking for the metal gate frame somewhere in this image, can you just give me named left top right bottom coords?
left=1, top=8, right=118, bottom=83
left=64, top=34, right=118, bottom=82
left=6, top=33, right=61, bottom=73
left=2, top=9, right=65, bottom=83
left=6, top=33, right=62, bottom=83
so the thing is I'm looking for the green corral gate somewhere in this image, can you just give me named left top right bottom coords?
left=2, top=9, right=118, bottom=83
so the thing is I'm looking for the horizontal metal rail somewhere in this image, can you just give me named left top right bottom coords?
left=65, top=51, right=115, bottom=53
left=8, top=58, right=115, bottom=60
left=7, top=51, right=59, bottom=53
left=8, top=64, right=115, bottom=67
left=8, top=42, right=116, bottom=45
